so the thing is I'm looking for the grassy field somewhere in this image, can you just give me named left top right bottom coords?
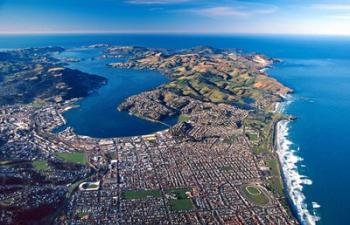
left=246, top=186, right=260, bottom=195
left=122, top=189, right=161, bottom=199
left=121, top=188, right=194, bottom=211
left=178, top=114, right=190, bottom=123
left=170, top=199, right=194, bottom=211
left=88, top=184, right=99, bottom=189
left=166, top=188, right=194, bottom=211
left=166, top=188, right=191, bottom=199
left=243, top=185, right=269, bottom=206
left=246, top=132, right=259, bottom=141
left=245, top=113, right=286, bottom=198
left=267, top=159, right=284, bottom=196
left=56, top=152, right=87, bottom=164
left=32, top=160, right=49, bottom=171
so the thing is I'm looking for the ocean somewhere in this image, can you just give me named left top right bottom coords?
left=1, top=34, right=350, bottom=225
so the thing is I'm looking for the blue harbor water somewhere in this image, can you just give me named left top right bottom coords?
left=1, top=34, right=350, bottom=224
left=52, top=48, right=176, bottom=138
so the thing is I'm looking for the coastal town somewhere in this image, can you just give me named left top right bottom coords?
left=0, top=46, right=298, bottom=224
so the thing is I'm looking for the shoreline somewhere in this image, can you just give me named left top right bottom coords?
left=273, top=98, right=320, bottom=225
left=272, top=117, right=302, bottom=224
left=61, top=46, right=304, bottom=223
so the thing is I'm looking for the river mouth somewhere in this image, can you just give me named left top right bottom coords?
left=54, top=47, right=177, bottom=138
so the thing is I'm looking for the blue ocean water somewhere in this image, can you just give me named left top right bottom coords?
left=1, top=34, right=350, bottom=225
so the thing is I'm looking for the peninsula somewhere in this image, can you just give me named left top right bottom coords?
left=0, top=45, right=298, bottom=224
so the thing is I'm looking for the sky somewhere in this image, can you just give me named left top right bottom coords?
left=1, top=0, right=350, bottom=35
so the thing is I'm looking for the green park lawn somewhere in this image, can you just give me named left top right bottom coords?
left=32, top=160, right=49, bottom=171
left=88, top=184, right=99, bottom=189
left=243, top=185, right=269, bottom=206
left=56, top=152, right=87, bottom=164
left=122, top=187, right=195, bottom=211
left=166, top=188, right=194, bottom=211
left=169, top=199, right=194, bottom=211
left=178, top=115, right=190, bottom=123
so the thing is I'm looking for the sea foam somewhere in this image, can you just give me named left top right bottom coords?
left=275, top=98, right=320, bottom=225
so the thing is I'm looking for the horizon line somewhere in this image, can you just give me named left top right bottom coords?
left=1, top=30, right=350, bottom=37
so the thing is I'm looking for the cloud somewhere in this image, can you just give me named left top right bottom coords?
left=311, top=3, right=350, bottom=21
left=190, top=6, right=248, bottom=17
left=181, top=4, right=278, bottom=18
left=127, top=0, right=191, bottom=4
left=311, top=3, right=350, bottom=11
left=329, top=15, right=350, bottom=20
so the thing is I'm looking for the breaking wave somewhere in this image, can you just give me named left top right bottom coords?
left=275, top=97, right=320, bottom=225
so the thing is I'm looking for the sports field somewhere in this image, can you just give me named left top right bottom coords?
left=56, top=152, right=87, bottom=164
left=243, top=185, right=269, bottom=205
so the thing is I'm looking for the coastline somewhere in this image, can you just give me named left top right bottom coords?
left=274, top=97, right=320, bottom=225
left=58, top=47, right=304, bottom=223
left=63, top=46, right=304, bottom=223
left=3, top=35, right=350, bottom=225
